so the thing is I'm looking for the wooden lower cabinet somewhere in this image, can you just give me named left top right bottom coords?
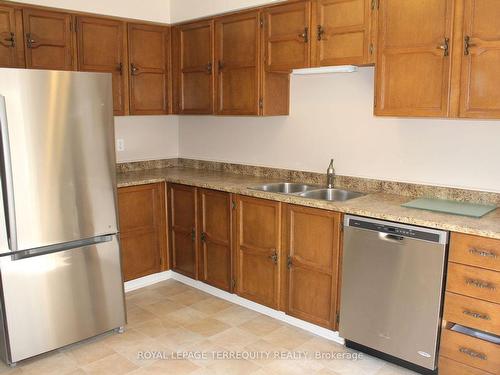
left=168, top=183, right=198, bottom=278
left=235, top=195, right=282, bottom=309
left=198, top=188, right=233, bottom=291
left=284, top=205, right=342, bottom=329
left=0, top=3, right=24, bottom=68
left=439, top=356, right=493, bottom=375
left=118, top=183, right=167, bottom=282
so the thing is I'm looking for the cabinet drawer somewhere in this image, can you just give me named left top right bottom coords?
left=450, top=233, right=500, bottom=272
left=444, top=292, right=500, bottom=335
left=439, top=356, right=494, bottom=375
left=447, top=263, right=500, bottom=304
left=440, top=329, right=500, bottom=374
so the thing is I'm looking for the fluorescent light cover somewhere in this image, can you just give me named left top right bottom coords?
left=291, top=66, right=358, bottom=75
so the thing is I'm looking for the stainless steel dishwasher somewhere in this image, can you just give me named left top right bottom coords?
left=339, top=215, right=448, bottom=375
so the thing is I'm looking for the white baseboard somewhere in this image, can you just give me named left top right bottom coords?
left=124, top=270, right=173, bottom=292
left=124, top=271, right=344, bottom=345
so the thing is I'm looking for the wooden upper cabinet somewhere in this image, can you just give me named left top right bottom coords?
left=215, top=11, right=261, bottom=115
left=375, top=0, right=454, bottom=117
left=459, top=0, right=500, bottom=119
left=172, top=20, right=214, bottom=115
left=311, top=0, right=374, bottom=67
left=235, top=195, right=282, bottom=309
left=23, top=8, right=75, bottom=71
left=285, top=205, right=342, bottom=329
left=0, top=4, right=24, bottom=68
left=168, top=184, right=198, bottom=279
left=118, top=183, right=167, bottom=282
left=263, top=1, right=311, bottom=72
left=77, top=16, right=128, bottom=116
left=198, top=189, right=232, bottom=292
left=128, top=23, right=170, bottom=115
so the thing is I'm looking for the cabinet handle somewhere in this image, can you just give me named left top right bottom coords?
left=299, top=27, right=308, bottom=43
left=3, top=32, right=15, bottom=47
left=201, top=232, right=206, bottom=242
left=317, top=25, right=325, bottom=41
left=130, top=63, right=139, bottom=75
left=117, top=63, right=123, bottom=75
left=459, top=347, right=487, bottom=361
left=26, top=33, right=36, bottom=48
left=466, top=278, right=496, bottom=291
left=269, top=250, right=278, bottom=264
left=287, top=255, right=292, bottom=269
left=469, top=247, right=498, bottom=259
left=191, top=228, right=196, bottom=242
left=464, top=35, right=476, bottom=56
left=218, top=60, right=225, bottom=72
left=437, top=37, right=449, bottom=56
left=206, top=62, right=212, bottom=74
left=462, top=310, right=491, bottom=321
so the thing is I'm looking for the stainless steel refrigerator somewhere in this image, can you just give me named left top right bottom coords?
left=0, top=68, right=126, bottom=365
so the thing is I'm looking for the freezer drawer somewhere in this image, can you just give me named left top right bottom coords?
left=0, top=235, right=126, bottom=363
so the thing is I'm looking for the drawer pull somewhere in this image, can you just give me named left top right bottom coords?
left=469, top=247, right=498, bottom=259
left=466, top=278, right=496, bottom=291
left=462, top=310, right=491, bottom=321
left=459, top=347, right=487, bottom=361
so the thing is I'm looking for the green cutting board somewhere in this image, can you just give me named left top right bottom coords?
left=402, top=198, right=497, bottom=218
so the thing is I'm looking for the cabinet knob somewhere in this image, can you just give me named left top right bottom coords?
left=130, top=63, right=139, bottom=75
left=191, top=228, right=196, bottom=242
left=317, top=25, right=325, bottom=41
left=269, top=250, right=278, bottom=264
left=464, top=35, right=476, bottom=56
left=437, top=37, right=449, bottom=56
left=26, top=33, right=36, bottom=48
left=206, top=62, right=212, bottom=75
left=3, top=32, right=15, bottom=47
left=298, top=27, right=308, bottom=43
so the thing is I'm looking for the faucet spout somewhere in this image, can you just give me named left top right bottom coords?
left=327, top=159, right=335, bottom=189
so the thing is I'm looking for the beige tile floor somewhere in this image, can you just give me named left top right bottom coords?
left=0, top=280, right=418, bottom=375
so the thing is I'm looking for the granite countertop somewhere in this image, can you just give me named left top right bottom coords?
left=117, top=167, right=500, bottom=240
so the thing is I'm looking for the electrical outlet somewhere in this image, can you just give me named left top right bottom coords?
left=116, top=139, right=125, bottom=152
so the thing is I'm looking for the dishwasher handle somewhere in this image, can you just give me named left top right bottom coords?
left=379, top=233, right=405, bottom=243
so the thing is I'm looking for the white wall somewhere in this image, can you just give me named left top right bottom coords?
left=115, top=116, right=179, bottom=163
left=15, top=0, right=170, bottom=23
left=178, top=68, right=500, bottom=193
left=169, top=0, right=284, bottom=22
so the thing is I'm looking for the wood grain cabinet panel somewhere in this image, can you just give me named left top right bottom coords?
left=284, top=205, right=342, bottom=329
left=198, top=189, right=232, bottom=291
left=235, top=195, right=282, bottom=309
left=311, top=0, right=374, bottom=67
left=118, top=183, right=167, bottom=282
left=0, top=4, right=24, bottom=68
left=168, top=184, right=198, bottom=279
left=128, top=23, right=170, bottom=115
left=439, top=356, right=493, bottom=375
left=263, top=1, right=311, bottom=72
left=447, top=262, right=500, bottom=304
left=172, top=20, right=214, bottom=114
left=215, top=11, right=261, bottom=115
left=459, top=0, right=500, bottom=118
left=450, top=233, right=500, bottom=272
left=23, top=8, right=75, bottom=71
left=375, top=0, right=454, bottom=117
left=77, top=16, right=128, bottom=116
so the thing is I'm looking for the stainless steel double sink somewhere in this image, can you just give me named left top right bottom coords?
left=248, top=182, right=364, bottom=202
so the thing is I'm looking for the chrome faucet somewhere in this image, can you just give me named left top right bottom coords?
left=327, top=159, right=335, bottom=188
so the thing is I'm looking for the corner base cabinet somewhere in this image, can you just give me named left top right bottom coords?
left=118, top=183, right=168, bottom=281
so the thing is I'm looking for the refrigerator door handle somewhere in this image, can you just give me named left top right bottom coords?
left=0, top=95, right=18, bottom=252
left=7, top=235, right=115, bottom=261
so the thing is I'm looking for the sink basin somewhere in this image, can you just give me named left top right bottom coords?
left=249, top=183, right=320, bottom=194
left=298, top=188, right=364, bottom=202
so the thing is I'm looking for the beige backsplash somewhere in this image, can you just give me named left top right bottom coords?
left=116, top=158, right=500, bottom=206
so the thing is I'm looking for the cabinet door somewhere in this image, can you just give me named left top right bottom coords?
left=263, top=1, right=311, bottom=72
left=23, top=8, right=75, bottom=70
left=168, top=184, right=198, bottom=279
left=459, top=0, right=500, bottom=118
left=173, top=20, right=214, bottom=114
left=215, top=11, right=261, bottom=115
left=285, top=205, right=341, bottom=329
left=311, top=0, right=373, bottom=66
left=0, top=4, right=24, bottom=68
left=198, top=189, right=232, bottom=291
left=77, top=17, right=128, bottom=116
left=128, top=23, right=170, bottom=115
left=235, top=196, right=281, bottom=309
left=375, top=0, right=454, bottom=117
left=118, top=183, right=167, bottom=282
